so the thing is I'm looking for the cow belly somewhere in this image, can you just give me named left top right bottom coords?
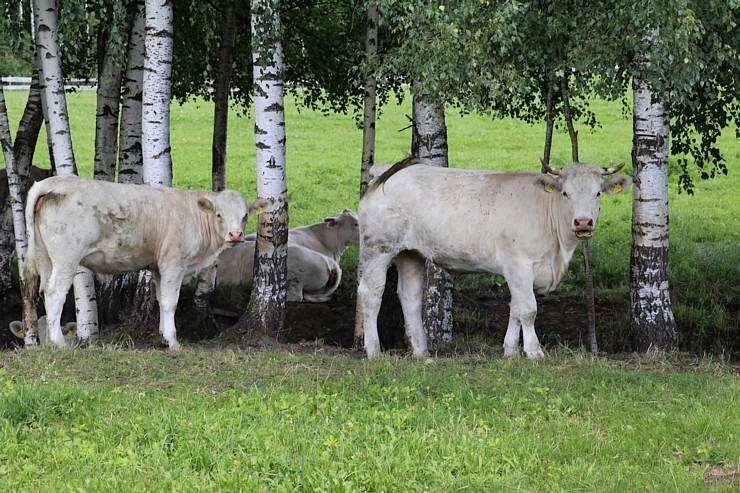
left=80, top=248, right=157, bottom=280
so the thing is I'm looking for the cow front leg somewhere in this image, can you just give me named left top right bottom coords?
left=503, top=267, right=544, bottom=359
left=395, top=252, right=428, bottom=357
left=356, top=253, right=394, bottom=358
left=154, top=270, right=184, bottom=350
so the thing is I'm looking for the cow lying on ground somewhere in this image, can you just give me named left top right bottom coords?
left=23, top=175, right=265, bottom=349
left=9, top=316, right=77, bottom=346
left=355, top=157, right=631, bottom=359
left=217, top=241, right=342, bottom=302
left=246, top=208, right=359, bottom=262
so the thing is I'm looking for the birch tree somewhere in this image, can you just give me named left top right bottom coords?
left=118, top=0, right=145, bottom=185
left=93, top=1, right=130, bottom=182
left=243, top=0, right=289, bottom=335
left=359, top=1, right=378, bottom=198
left=630, top=41, right=678, bottom=350
left=413, top=93, right=453, bottom=344
left=34, top=0, right=99, bottom=340
left=0, top=85, right=38, bottom=342
left=142, top=0, right=173, bottom=188
left=0, top=69, right=44, bottom=298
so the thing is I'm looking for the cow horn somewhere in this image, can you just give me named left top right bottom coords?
left=601, top=162, right=625, bottom=175
left=540, top=157, right=562, bottom=176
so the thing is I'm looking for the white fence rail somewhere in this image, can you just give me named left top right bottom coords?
left=1, top=76, right=97, bottom=91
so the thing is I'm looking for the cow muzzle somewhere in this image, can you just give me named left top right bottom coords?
left=227, top=230, right=244, bottom=242
left=573, top=217, right=594, bottom=239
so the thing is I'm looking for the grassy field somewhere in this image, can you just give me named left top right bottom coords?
left=1, top=347, right=738, bottom=492
left=1, top=91, right=739, bottom=490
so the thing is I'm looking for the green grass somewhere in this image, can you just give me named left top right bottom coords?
left=0, top=347, right=738, bottom=492
left=1, top=90, right=740, bottom=489
left=3, top=89, right=739, bottom=354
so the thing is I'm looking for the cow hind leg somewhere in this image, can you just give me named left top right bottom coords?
left=394, top=252, right=428, bottom=357
left=43, top=266, right=77, bottom=347
left=503, top=268, right=544, bottom=359
left=356, top=252, right=394, bottom=358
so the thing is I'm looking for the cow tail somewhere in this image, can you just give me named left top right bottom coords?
left=303, top=257, right=343, bottom=303
left=21, top=180, right=47, bottom=301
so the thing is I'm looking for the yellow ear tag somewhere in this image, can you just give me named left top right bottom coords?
left=18, top=329, right=25, bottom=337
left=256, top=206, right=265, bottom=215
left=613, top=184, right=622, bottom=194
left=199, top=203, right=211, bottom=213
left=544, top=184, right=554, bottom=193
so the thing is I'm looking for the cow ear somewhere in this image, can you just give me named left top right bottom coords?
left=324, top=217, right=339, bottom=228
left=9, top=321, right=24, bottom=338
left=534, top=175, right=562, bottom=193
left=249, top=198, right=269, bottom=215
left=602, top=174, right=632, bottom=195
left=198, top=198, right=215, bottom=213
left=63, top=322, right=77, bottom=337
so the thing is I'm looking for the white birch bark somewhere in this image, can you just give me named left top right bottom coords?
left=34, top=0, right=99, bottom=340
left=354, top=2, right=379, bottom=348
left=93, top=4, right=128, bottom=182
left=118, top=0, right=145, bottom=185
left=630, top=75, right=678, bottom=351
left=413, top=93, right=453, bottom=343
left=142, top=0, right=173, bottom=188
left=247, top=0, right=289, bottom=333
left=359, top=2, right=378, bottom=198
left=0, top=86, right=39, bottom=344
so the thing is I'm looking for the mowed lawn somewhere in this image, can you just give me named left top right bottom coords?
left=1, top=90, right=739, bottom=491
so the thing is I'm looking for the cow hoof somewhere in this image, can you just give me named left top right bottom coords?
left=503, top=346, right=520, bottom=359
left=166, top=341, right=182, bottom=351
left=525, top=348, right=545, bottom=359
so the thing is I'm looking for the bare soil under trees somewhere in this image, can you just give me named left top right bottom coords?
left=1, top=273, right=633, bottom=356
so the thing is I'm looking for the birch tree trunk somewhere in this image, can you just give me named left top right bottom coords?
left=630, top=75, right=678, bottom=351
left=354, top=1, right=380, bottom=349
left=0, top=70, right=43, bottom=298
left=211, top=0, right=237, bottom=193
left=0, top=86, right=39, bottom=344
left=142, top=0, right=173, bottom=188
left=34, top=0, right=99, bottom=340
left=242, top=0, right=288, bottom=335
left=193, top=0, right=238, bottom=325
left=128, top=0, right=175, bottom=333
left=413, top=93, right=453, bottom=344
left=93, top=2, right=129, bottom=182
left=118, top=0, right=145, bottom=185
left=97, top=1, right=146, bottom=328
left=359, top=2, right=377, bottom=198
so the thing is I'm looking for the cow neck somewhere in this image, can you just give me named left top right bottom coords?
left=308, top=223, right=345, bottom=262
left=550, top=193, right=582, bottom=277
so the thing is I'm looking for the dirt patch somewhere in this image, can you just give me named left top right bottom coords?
left=0, top=275, right=634, bottom=355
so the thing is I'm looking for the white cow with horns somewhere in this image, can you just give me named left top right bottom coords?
left=23, top=175, right=266, bottom=349
left=355, top=157, right=631, bottom=359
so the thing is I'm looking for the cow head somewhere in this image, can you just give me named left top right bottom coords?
left=324, top=208, right=360, bottom=246
left=200, top=190, right=268, bottom=245
left=537, top=160, right=632, bottom=240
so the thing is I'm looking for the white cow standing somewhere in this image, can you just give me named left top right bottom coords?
left=23, top=175, right=266, bottom=349
left=355, top=158, right=631, bottom=359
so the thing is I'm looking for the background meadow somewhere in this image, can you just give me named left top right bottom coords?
left=1, top=89, right=739, bottom=491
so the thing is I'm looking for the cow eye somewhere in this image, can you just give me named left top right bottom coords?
left=596, top=191, right=601, bottom=197
left=562, top=191, right=569, bottom=198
